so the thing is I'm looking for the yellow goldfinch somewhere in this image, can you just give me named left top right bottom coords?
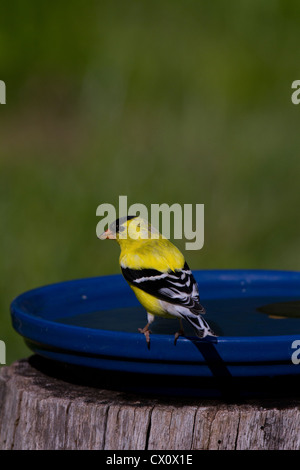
left=99, top=216, right=216, bottom=345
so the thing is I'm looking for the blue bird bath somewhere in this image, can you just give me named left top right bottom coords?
left=10, top=270, right=300, bottom=396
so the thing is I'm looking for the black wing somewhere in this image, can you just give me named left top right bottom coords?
left=121, top=262, right=205, bottom=314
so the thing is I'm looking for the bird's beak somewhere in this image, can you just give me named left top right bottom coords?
left=99, top=229, right=116, bottom=240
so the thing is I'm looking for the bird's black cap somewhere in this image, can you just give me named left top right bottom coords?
left=109, top=215, right=137, bottom=233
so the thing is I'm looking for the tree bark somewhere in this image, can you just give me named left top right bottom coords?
left=0, top=357, right=300, bottom=450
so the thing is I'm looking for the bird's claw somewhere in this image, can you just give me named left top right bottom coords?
left=174, top=329, right=184, bottom=345
left=138, top=327, right=151, bottom=347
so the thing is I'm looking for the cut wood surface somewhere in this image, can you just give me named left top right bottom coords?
left=0, top=357, right=300, bottom=450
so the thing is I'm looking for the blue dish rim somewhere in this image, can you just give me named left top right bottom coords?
left=10, top=269, right=300, bottom=350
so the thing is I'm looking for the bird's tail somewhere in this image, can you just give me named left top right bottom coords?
left=182, top=312, right=217, bottom=338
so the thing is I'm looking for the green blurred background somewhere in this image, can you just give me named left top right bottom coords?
left=1, top=1, right=300, bottom=364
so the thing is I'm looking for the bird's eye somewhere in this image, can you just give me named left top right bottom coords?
left=119, top=226, right=125, bottom=232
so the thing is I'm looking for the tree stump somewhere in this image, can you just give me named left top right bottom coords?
left=1, top=356, right=300, bottom=450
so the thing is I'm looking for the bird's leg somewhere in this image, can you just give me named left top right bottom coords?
left=138, top=312, right=155, bottom=347
left=138, top=323, right=151, bottom=345
left=174, top=318, right=185, bottom=345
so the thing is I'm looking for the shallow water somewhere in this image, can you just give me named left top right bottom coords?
left=56, top=296, right=300, bottom=337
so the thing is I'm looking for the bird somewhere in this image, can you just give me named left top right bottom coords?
left=99, top=215, right=216, bottom=346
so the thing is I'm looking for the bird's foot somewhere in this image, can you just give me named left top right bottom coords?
left=174, top=329, right=185, bottom=345
left=138, top=326, right=151, bottom=347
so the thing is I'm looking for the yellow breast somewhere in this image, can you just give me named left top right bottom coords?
left=130, top=285, right=174, bottom=319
